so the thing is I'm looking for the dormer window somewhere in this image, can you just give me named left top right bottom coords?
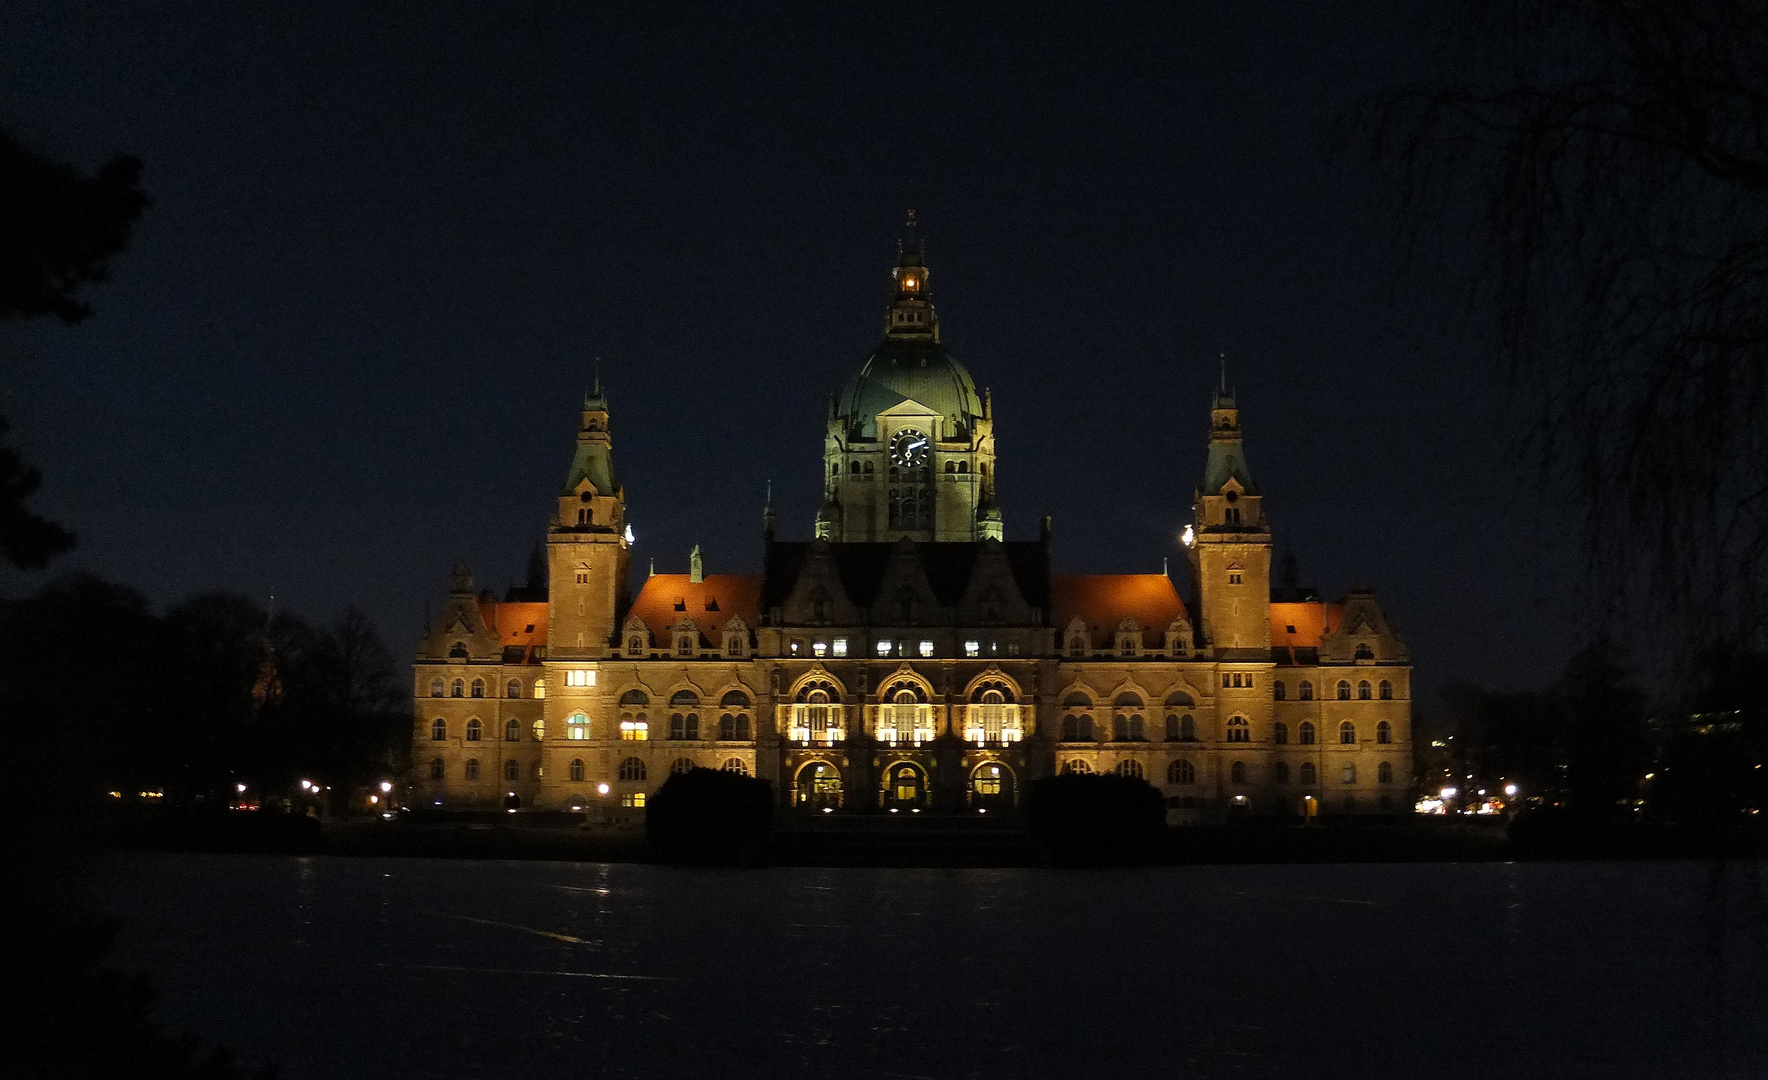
left=674, top=633, right=695, bottom=657
left=625, top=635, right=645, bottom=657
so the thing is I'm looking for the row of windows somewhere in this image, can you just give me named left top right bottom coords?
left=834, top=460, right=990, bottom=476
left=430, top=713, right=757, bottom=743
left=1273, top=679, right=1395, bottom=701
left=1056, top=713, right=1394, bottom=745
left=1063, top=758, right=1397, bottom=786
left=429, top=756, right=751, bottom=783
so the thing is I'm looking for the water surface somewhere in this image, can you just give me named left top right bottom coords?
left=94, top=855, right=1768, bottom=1079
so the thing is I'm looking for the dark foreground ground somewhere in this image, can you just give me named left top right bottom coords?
left=95, top=809, right=1768, bottom=867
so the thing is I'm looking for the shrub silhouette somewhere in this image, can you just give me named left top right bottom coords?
left=1027, top=773, right=1164, bottom=862
left=644, top=768, right=773, bottom=862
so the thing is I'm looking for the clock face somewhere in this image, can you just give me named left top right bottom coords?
left=890, top=428, right=930, bottom=468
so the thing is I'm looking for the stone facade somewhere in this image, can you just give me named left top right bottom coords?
left=412, top=221, right=1414, bottom=822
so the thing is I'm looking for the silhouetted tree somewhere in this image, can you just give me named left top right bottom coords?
left=0, top=124, right=146, bottom=571
left=1027, top=773, right=1165, bottom=863
left=645, top=767, right=773, bottom=862
left=1554, top=637, right=1652, bottom=819
left=1367, top=1, right=1768, bottom=656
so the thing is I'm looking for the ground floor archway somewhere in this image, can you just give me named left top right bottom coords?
left=968, top=761, right=1015, bottom=811
left=881, top=760, right=927, bottom=811
left=795, top=761, right=844, bottom=810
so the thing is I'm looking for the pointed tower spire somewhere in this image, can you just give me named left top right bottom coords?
left=885, top=209, right=938, bottom=341
left=689, top=544, right=703, bottom=583
left=763, top=480, right=776, bottom=540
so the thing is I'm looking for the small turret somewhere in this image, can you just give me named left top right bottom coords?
left=689, top=544, right=704, bottom=584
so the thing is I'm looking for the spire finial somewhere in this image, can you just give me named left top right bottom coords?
left=1219, top=351, right=1227, bottom=394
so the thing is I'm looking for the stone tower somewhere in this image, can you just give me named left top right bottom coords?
left=1188, top=378, right=1272, bottom=660
left=547, top=381, right=630, bottom=657
left=820, top=212, right=997, bottom=542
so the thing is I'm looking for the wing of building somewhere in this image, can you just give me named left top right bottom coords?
left=412, top=216, right=1413, bottom=822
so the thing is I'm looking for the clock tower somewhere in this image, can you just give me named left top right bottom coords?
left=819, top=212, right=998, bottom=542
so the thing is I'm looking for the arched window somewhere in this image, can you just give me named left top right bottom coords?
left=1300, top=762, right=1317, bottom=785
left=1358, top=680, right=1372, bottom=700
left=1115, top=760, right=1144, bottom=779
left=464, top=759, right=480, bottom=781
left=722, top=758, right=749, bottom=775
left=504, top=718, right=520, bottom=741
left=470, top=679, right=485, bottom=698
left=1225, top=716, right=1250, bottom=743
left=1113, top=714, right=1146, bottom=742
left=1378, top=761, right=1394, bottom=784
left=569, top=758, right=585, bottom=782
left=1379, top=680, right=1393, bottom=700
left=1230, top=761, right=1246, bottom=784
left=1299, top=721, right=1316, bottom=745
left=1273, top=761, right=1290, bottom=784
left=533, top=678, right=545, bottom=699
left=619, top=689, right=650, bottom=707
left=504, top=759, right=519, bottom=782
left=464, top=719, right=482, bottom=742
left=1340, top=721, right=1357, bottom=744
left=1061, top=759, right=1092, bottom=774
left=945, top=461, right=957, bottom=473
left=1342, top=763, right=1357, bottom=784
left=532, top=719, right=546, bottom=741
left=1273, top=721, right=1289, bottom=745
left=1299, top=680, right=1314, bottom=701
left=626, top=634, right=645, bottom=656
left=1165, top=713, right=1182, bottom=741
left=1168, top=759, right=1195, bottom=785
left=429, top=678, right=444, bottom=698
left=1273, top=680, right=1286, bottom=701
left=1061, top=715, right=1093, bottom=742
left=1180, top=714, right=1195, bottom=740
left=670, top=713, right=700, bottom=740
left=618, top=757, right=646, bottom=782
left=958, top=461, right=970, bottom=473
left=1336, top=680, right=1351, bottom=700
left=451, top=679, right=464, bottom=698
left=1377, top=720, right=1392, bottom=744
left=429, top=757, right=445, bottom=780
left=430, top=718, right=446, bottom=741
left=567, top=712, right=590, bottom=740
left=506, top=679, right=521, bottom=699
left=670, top=757, right=695, bottom=775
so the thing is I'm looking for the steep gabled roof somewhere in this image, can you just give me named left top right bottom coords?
left=761, top=540, right=1051, bottom=613
left=628, top=573, right=763, bottom=644
left=1051, top=574, right=1189, bottom=647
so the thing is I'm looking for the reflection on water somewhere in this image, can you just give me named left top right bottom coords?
left=94, top=856, right=1768, bottom=1080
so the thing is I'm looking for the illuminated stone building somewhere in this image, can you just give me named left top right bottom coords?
left=412, top=219, right=1413, bottom=822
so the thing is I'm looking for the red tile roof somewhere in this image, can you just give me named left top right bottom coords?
left=475, top=600, right=549, bottom=647
left=627, top=574, right=764, bottom=644
left=1269, top=601, right=1341, bottom=649
left=1051, top=574, right=1189, bottom=646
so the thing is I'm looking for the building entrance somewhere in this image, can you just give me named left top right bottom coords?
left=883, top=762, right=927, bottom=811
left=796, top=762, right=843, bottom=810
left=969, top=762, right=1014, bottom=811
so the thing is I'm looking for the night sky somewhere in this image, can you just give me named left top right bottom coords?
left=2, top=2, right=1584, bottom=692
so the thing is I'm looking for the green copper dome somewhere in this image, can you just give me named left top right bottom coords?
left=838, top=337, right=983, bottom=440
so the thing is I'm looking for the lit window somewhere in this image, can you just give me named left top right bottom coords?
left=620, top=720, right=648, bottom=741
left=832, top=638, right=848, bottom=657
left=532, top=719, right=546, bottom=741
left=876, top=640, right=893, bottom=656
left=567, top=712, right=590, bottom=740
left=813, top=641, right=827, bottom=657
left=919, top=640, right=934, bottom=658
left=533, top=678, right=545, bottom=699
left=621, top=792, right=647, bottom=808
left=565, top=669, right=596, bottom=688
left=965, top=640, right=980, bottom=657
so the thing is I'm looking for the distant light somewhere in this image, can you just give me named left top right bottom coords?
left=597, top=782, right=610, bottom=796
left=1504, top=784, right=1518, bottom=797
left=1644, top=772, right=1655, bottom=780
left=822, top=806, right=834, bottom=814
left=380, top=781, right=393, bottom=793
left=236, top=783, right=247, bottom=793
left=978, top=808, right=987, bottom=814
left=1441, top=787, right=1458, bottom=799
left=903, top=277, right=916, bottom=288
left=623, top=523, right=635, bottom=544
left=369, top=795, right=378, bottom=804
left=1181, top=524, right=1195, bottom=548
